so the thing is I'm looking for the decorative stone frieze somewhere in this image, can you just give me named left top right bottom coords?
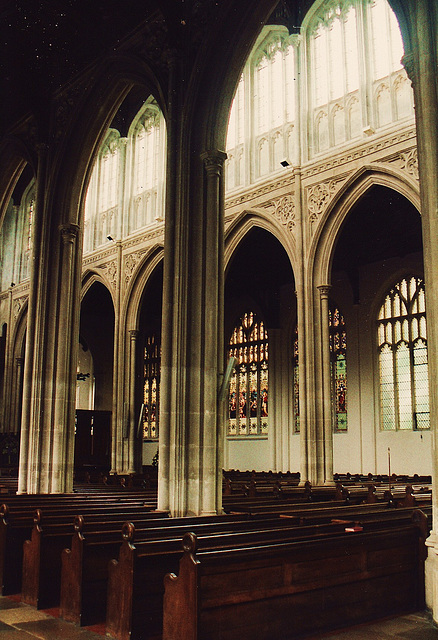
left=225, top=174, right=294, bottom=209
left=376, top=147, right=419, bottom=182
left=99, top=260, right=118, bottom=290
left=124, top=249, right=148, bottom=285
left=82, top=247, right=117, bottom=267
left=122, top=227, right=164, bottom=249
left=302, top=126, right=416, bottom=179
left=13, top=296, right=27, bottom=320
left=307, top=175, right=349, bottom=226
left=269, top=195, right=296, bottom=231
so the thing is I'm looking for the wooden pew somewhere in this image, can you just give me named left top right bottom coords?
left=60, top=512, right=300, bottom=627
left=21, top=507, right=169, bottom=609
left=0, top=498, right=163, bottom=596
left=162, top=511, right=428, bottom=640
left=105, top=505, right=429, bottom=640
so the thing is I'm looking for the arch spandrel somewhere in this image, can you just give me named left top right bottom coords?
left=122, top=245, right=164, bottom=333
left=308, top=165, right=420, bottom=289
left=225, top=209, right=298, bottom=278
left=81, top=271, right=117, bottom=309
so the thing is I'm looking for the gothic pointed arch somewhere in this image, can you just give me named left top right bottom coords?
left=225, top=209, right=297, bottom=276
left=310, top=166, right=420, bottom=288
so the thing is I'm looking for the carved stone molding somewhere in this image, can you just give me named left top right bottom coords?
left=13, top=296, right=28, bottom=320
left=99, top=260, right=118, bottom=290
left=376, top=147, right=419, bottom=181
left=122, top=227, right=164, bottom=250
left=401, top=52, right=416, bottom=86
left=302, top=126, right=416, bottom=179
left=82, top=247, right=118, bottom=267
left=266, top=195, right=296, bottom=231
left=124, top=249, right=148, bottom=285
left=60, top=223, right=80, bottom=245
left=201, top=150, right=227, bottom=176
left=225, top=174, right=295, bottom=210
left=317, top=284, right=331, bottom=299
left=307, top=176, right=349, bottom=227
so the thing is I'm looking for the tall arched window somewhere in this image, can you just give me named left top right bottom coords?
left=378, top=276, right=429, bottom=430
left=228, top=312, right=268, bottom=437
left=143, top=333, right=160, bottom=440
left=131, top=101, right=166, bottom=232
left=83, top=98, right=166, bottom=253
left=226, top=27, right=296, bottom=189
left=329, top=304, right=347, bottom=431
left=308, top=0, right=412, bottom=155
left=293, top=325, right=300, bottom=433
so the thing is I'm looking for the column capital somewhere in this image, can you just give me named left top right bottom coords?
left=59, top=223, right=80, bottom=245
left=36, top=142, right=50, bottom=156
left=129, top=329, right=139, bottom=340
left=15, top=357, right=24, bottom=366
left=317, top=284, right=331, bottom=299
left=401, top=51, right=417, bottom=86
left=201, top=150, right=227, bottom=176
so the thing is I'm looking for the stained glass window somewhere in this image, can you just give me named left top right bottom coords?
left=228, top=312, right=268, bottom=437
left=378, top=276, right=429, bottom=430
left=329, top=305, right=347, bottom=431
left=143, top=333, right=160, bottom=440
left=293, top=325, right=300, bottom=433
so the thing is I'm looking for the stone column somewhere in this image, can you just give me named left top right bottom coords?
left=127, top=329, right=138, bottom=474
left=201, top=149, right=227, bottom=515
left=18, top=143, right=48, bottom=494
left=110, top=239, right=123, bottom=476
left=11, top=357, right=24, bottom=434
left=403, top=0, right=438, bottom=619
left=318, top=285, right=334, bottom=486
left=51, top=222, right=80, bottom=493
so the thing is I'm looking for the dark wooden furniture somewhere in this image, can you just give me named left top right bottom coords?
left=162, top=511, right=428, bottom=640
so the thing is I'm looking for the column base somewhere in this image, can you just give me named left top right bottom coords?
left=425, top=532, right=438, bottom=615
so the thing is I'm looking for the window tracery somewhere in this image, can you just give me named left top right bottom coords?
left=329, top=304, right=347, bottom=431
left=227, top=312, right=269, bottom=437
left=378, top=276, right=429, bottom=431
left=225, top=0, right=413, bottom=188
left=83, top=98, right=166, bottom=253
left=143, top=333, right=161, bottom=440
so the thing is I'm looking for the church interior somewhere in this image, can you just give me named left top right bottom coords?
left=1, top=0, right=438, bottom=638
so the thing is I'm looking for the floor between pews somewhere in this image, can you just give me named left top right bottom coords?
left=0, top=598, right=436, bottom=640
left=308, top=610, right=438, bottom=639
left=0, top=596, right=104, bottom=639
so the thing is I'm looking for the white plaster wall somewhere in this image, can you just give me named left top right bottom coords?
left=143, top=441, right=159, bottom=466
left=331, top=253, right=433, bottom=476
left=225, top=438, right=271, bottom=472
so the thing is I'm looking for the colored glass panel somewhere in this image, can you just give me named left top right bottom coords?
left=227, top=312, right=268, bottom=437
left=143, top=334, right=160, bottom=440
left=329, top=305, right=347, bottom=432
